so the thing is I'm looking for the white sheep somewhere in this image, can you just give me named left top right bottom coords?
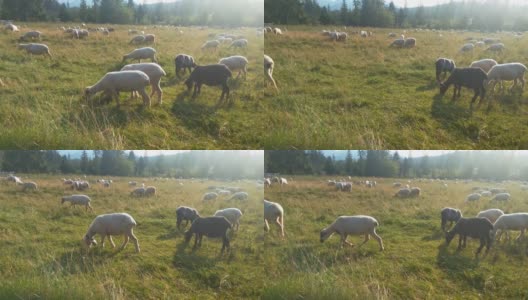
left=85, top=71, right=151, bottom=107
left=78, top=29, right=89, bottom=39
left=219, top=56, right=248, bottom=79
left=280, top=178, right=288, bottom=185
left=264, top=199, right=284, bottom=237
left=466, top=193, right=481, bottom=202
left=480, top=191, right=492, bottom=197
left=460, top=43, right=474, bottom=52
left=214, top=208, right=243, bottom=230
left=476, top=208, right=504, bottom=224
left=390, top=38, right=405, bottom=48
left=469, top=58, right=497, bottom=73
left=320, top=215, right=384, bottom=251
left=486, top=43, right=505, bottom=52
left=18, top=43, right=52, bottom=58
left=486, top=63, right=527, bottom=94
left=229, top=39, right=248, bottom=48
left=19, top=31, right=41, bottom=41
left=22, top=181, right=38, bottom=191
left=122, top=47, right=158, bottom=63
left=202, top=192, right=218, bottom=201
left=131, top=187, right=146, bottom=197
left=5, top=24, right=19, bottom=32
left=121, top=63, right=166, bottom=104
left=264, top=54, right=278, bottom=92
left=130, top=35, right=146, bottom=44
left=264, top=178, right=271, bottom=186
left=273, top=28, right=282, bottom=35
left=201, top=40, right=220, bottom=51
left=492, top=213, right=528, bottom=242
left=492, top=192, right=511, bottom=201
left=229, top=192, right=248, bottom=201
left=82, top=213, right=140, bottom=253
left=217, top=190, right=231, bottom=196
left=61, top=194, right=93, bottom=211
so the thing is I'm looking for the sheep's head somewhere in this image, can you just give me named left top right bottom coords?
left=83, top=234, right=97, bottom=248
left=184, top=230, right=193, bottom=243
left=445, top=230, right=456, bottom=245
left=320, top=228, right=332, bottom=243
left=439, top=83, right=448, bottom=95
left=61, top=197, right=66, bottom=204
left=184, top=78, right=193, bottom=91
left=84, top=87, right=94, bottom=99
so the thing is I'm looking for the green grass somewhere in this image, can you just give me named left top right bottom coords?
left=0, top=175, right=264, bottom=299
left=0, top=23, right=264, bottom=149
left=263, top=177, right=528, bottom=298
left=263, top=26, right=528, bottom=149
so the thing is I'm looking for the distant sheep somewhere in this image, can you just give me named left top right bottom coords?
left=83, top=213, right=140, bottom=253
left=201, top=40, right=220, bottom=51
left=460, top=43, right=474, bottom=52
left=130, top=187, right=146, bottom=197
left=280, top=177, right=288, bottom=185
left=61, top=194, right=93, bottom=211
left=320, top=215, right=384, bottom=251
left=491, top=192, right=510, bottom=201
left=202, top=192, right=218, bottom=201
left=22, top=181, right=38, bottom=191
left=214, top=208, right=243, bottom=231
left=476, top=208, right=504, bottom=224
left=129, top=35, right=146, bottom=44
left=229, top=192, right=248, bottom=201
left=5, top=23, right=19, bottom=32
left=486, top=63, right=526, bottom=94
left=19, top=31, right=41, bottom=41
left=144, top=186, right=156, bottom=196
left=486, top=43, right=505, bottom=53
left=18, top=43, right=52, bottom=58
left=122, top=47, right=158, bottom=63
left=264, top=199, right=284, bottom=237
left=176, top=206, right=200, bottom=230
left=389, top=38, right=405, bottom=48
left=403, top=38, right=416, bottom=48
left=229, top=39, right=248, bottom=49
left=445, top=217, right=493, bottom=255
left=466, top=193, right=481, bottom=202
left=409, top=187, right=421, bottom=197
left=395, top=188, right=411, bottom=198
left=273, top=28, right=282, bottom=35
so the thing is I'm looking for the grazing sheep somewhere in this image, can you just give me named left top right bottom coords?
left=22, top=181, right=38, bottom=191
left=273, top=28, right=282, bottom=35
left=491, top=193, right=510, bottom=201
left=144, top=34, right=155, bottom=44
left=280, top=178, right=288, bottom=185
left=445, top=217, right=493, bottom=255
left=184, top=64, right=232, bottom=103
left=476, top=208, right=504, bottom=224
left=395, top=188, right=411, bottom=198
left=19, top=31, right=41, bottom=41
left=435, top=58, right=456, bottom=82
left=441, top=207, right=462, bottom=231
left=439, top=68, right=488, bottom=108
left=264, top=54, right=278, bottom=91
left=219, top=56, right=248, bottom=79
left=128, top=181, right=137, bottom=186
left=403, top=38, right=416, bottom=48
left=144, top=186, right=156, bottom=196
left=466, top=193, right=481, bottom=202
left=174, top=54, right=196, bottom=77
left=486, top=63, right=527, bottom=94
left=129, top=35, right=146, bottom=44
left=122, top=47, right=158, bottom=63
left=264, top=178, right=271, bottom=187
left=130, top=187, right=146, bottom=197
left=61, top=194, right=93, bottom=211
left=486, top=43, right=505, bottom=52
left=460, top=43, right=474, bottom=52
left=176, top=206, right=200, bottom=230
left=18, top=43, right=52, bottom=58
left=342, top=182, right=352, bottom=192
left=85, top=71, right=151, bottom=107
left=490, top=188, right=506, bottom=194
left=201, top=40, right=220, bottom=51
left=320, top=216, right=384, bottom=251
left=229, top=192, right=248, bottom=201
left=214, top=208, right=243, bottom=230
left=78, top=29, right=89, bottom=39
left=484, top=38, right=499, bottom=45
left=121, top=63, right=166, bottom=104
left=264, top=199, right=284, bottom=237
left=492, top=213, right=528, bottom=242
left=72, top=180, right=90, bottom=191
left=393, top=182, right=402, bottom=187
left=480, top=191, right=492, bottom=197
left=83, top=213, right=140, bottom=253
left=390, top=38, right=405, bottom=48
left=388, top=32, right=397, bottom=38
left=469, top=59, right=498, bottom=73
left=229, top=39, right=248, bottom=49
left=410, top=187, right=421, bottom=197
left=184, top=216, right=232, bottom=253
left=5, top=23, right=19, bottom=32
left=202, top=192, right=218, bottom=201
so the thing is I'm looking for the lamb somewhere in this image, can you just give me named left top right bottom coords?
left=184, top=64, right=232, bottom=104
left=85, top=71, right=151, bottom=107
left=492, top=213, right=528, bottom=242
left=320, top=215, right=384, bottom=251
left=129, top=35, right=146, bottom=44
left=435, top=58, right=456, bottom=82
left=445, top=217, right=493, bottom=255
left=83, top=213, right=140, bottom=253
left=19, top=31, right=41, bottom=41
left=184, top=216, right=232, bottom=253
left=229, top=39, right=248, bottom=48
left=176, top=206, right=200, bottom=230
left=280, top=177, right=288, bottom=185
left=219, top=56, right=248, bottom=79
left=486, top=63, right=527, bottom=94
left=441, top=207, right=462, bottom=231
left=18, top=43, right=52, bottom=58
left=394, top=188, right=411, bottom=198
left=144, top=186, right=156, bottom=196
left=409, top=187, right=421, bottom=197
left=174, top=54, right=196, bottom=77
left=466, top=193, right=481, bottom=202
left=121, top=63, right=166, bottom=104
left=229, top=192, right=248, bottom=201
left=469, top=59, right=497, bottom=73
left=485, top=43, right=505, bottom=53
left=130, top=187, right=146, bottom=197
left=264, top=54, right=278, bottom=91
left=264, top=199, right=284, bottom=237
left=476, top=208, right=504, bottom=224
left=403, top=38, right=416, bottom=48
left=22, top=181, right=38, bottom=191
left=460, top=43, right=474, bottom=52
left=61, top=194, right=93, bottom=211
left=201, top=40, right=220, bottom=51
left=202, top=192, right=218, bottom=201
left=491, top=192, right=510, bottom=201
left=439, top=68, right=488, bottom=109
left=122, top=47, right=158, bottom=63
left=214, top=208, right=243, bottom=230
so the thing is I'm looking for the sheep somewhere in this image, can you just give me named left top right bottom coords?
left=389, top=38, right=405, bottom=48
left=121, top=63, right=166, bottom=104
left=78, top=29, right=89, bottom=39
left=484, top=38, right=499, bottom=45
left=201, top=40, right=220, bottom=51
left=264, top=54, right=278, bottom=92
left=469, top=59, right=497, bottom=73
left=122, top=47, right=158, bottom=63
left=5, top=23, right=19, bottom=32
left=342, top=182, right=352, bottom=192
left=174, top=54, right=196, bottom=77
left=439, top=68, right=488, bottom=109
left=410, top=187, right=421, bottom=197
left=83, top=213, right=140, bottom=253
left=128, top=181, right=137, bottom=186
left=202, top=192, right=218, bottom=201
left=360, top=30, right=368, bottom=38
left=18, top=43, right=52, bottom=58
left=492, top=213, right=528, bottom=242
left=264, top=199, right=284, bottom=237
left=466, top=193, right=481, bottom=202
left=476, top=208, right=504, bottom=224
left=320, top=216, right=384, bottom=251
left=130, top=187, right=146, bottom=197
left=176, top=206, right=200, bottom=230
left=486, top=63, right=527, bottom=94
left=217, top=189, right=231, bottom=196
left=441, top=207, right=462, bottom=231
left=435, top=58, right=456, bottom=82
left=280, top=178, right=288, bottom=185
left=184, top=64, right=232, bottom=104
left=184, top=216, right=232, bottom=253
left=264, top=178, right=271, bottom=186
left=486, top=43, right=505, bottom=53
left=85, top=71, right=151, bottom=107
left=273, top=28, right=282, bottom=35
left=327, top=180, right=336, bottom=186
left=219, top=56, right=248, bottom=79
left=403, top=38, right=416, bottom=48
left=335, top=32, right=348, bottom=42
left=460, top=43, right=474, bottom=52
left=229, top=192, right=248, bottom=201
left=22, top=181, right=38, bottom=191
left=129, top=35, right=146, bottom=44
left=388, top=32, right=397, bottom=38
left=19, top=31, right=41, bottom=41
left=445, top=217, right=493, bottom=255
left=61, top=194, right=93, bottom=211
left=490, top=188, right=506, bottom=194
left=491, top=193, right=510, bottom=201
left=144, top=186, right=156, bottom=196
left=393, top=182, right=402, bottom=187
left=229, top=39, right=248, bottom=48
left=476, top=41, right=485, bottom=47
left=480, top=191, right=492, bottom=197
left=214, top=208, right=243, bottom=231
left=395, top=188, right=411, bottom=198
left=144, top=34, right=155, bottom=44
left=72, top=180, right=90, bottom=191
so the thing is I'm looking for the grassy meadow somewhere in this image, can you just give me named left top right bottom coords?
left=264, top=27, right=528, bottom=149
left=263, top=177, right=528, bottom=298
left=0, top=23, right=264, bottom=149
left=0, top=175, right=264, bottom=299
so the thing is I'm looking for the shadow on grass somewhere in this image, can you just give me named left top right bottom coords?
left=170, top=92, right=221, bottom=136
left=416, top=81, right=439, bottom=92
left=422, top=229, right=445, bottom=241
left=43, top=246, right=122, bottom=276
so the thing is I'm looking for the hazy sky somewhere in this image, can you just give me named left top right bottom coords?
left=390, top=0, right=524, bottom=7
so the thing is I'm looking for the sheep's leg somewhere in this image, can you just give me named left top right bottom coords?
left=462, top=235, right=467, bottom=248
left=138, top=88, right=151, bottom=107
left=101, top=235, right=106, bottom=248
left=156, top=82, right=162, bottom=104
left=451, top=86, right=457, bottom=101
left=476, top=237, right=485, bottom=255
left=192, top=234, right=199, bottom=250
left=177, top=219, right=181, bottom=230
left=129, top=229, right=140, bottom=253
left=441, top=220, right=446, bottom=232
left=198, top=234, right=203, bottom=248
left=264, top=219, right=270, bottom=232
left=192, top=83, right=199, bottom=98
left=457, top=234, right=463, bottom=250
left=510, top=79, right=517, bottom=93
left=517, top=229, right=525, bottom=241
left=119, top=235, right=130, bottom=251
left=371, top=229, right=384, bottom=251
left=358, top=233, right=371, bottom=248
left=496, top=230, right=503, bottom=242
left=520, top=76, right=525, bottom=92
left=108, top=236, right=116, bottom=248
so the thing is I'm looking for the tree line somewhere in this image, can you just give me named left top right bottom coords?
left=0, top=150, right=263, bottom=179
left=265, top=0, right=528, bottom=31
left=265, top=150, right=528, bottom=181
left=0, top=0, right=263, bottom=26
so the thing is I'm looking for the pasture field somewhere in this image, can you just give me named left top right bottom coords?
left=0, top=175, right=264, bottom=299
left=263, top=177, right=528, bottom=298
left=0, top=23, right=264, bottom=149
left=264, top=26, right=528, bottom=149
